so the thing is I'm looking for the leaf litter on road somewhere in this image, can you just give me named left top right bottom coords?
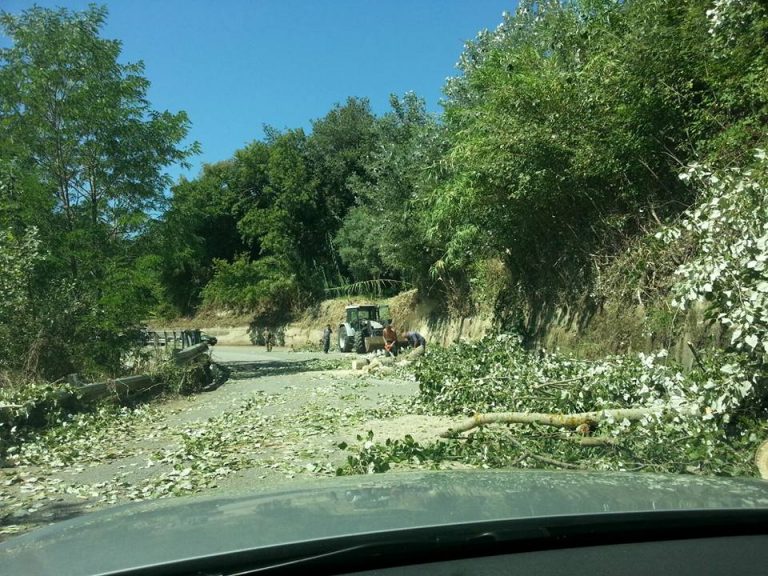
left=1, top=363, right=419, bottom=538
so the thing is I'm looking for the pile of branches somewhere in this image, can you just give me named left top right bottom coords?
left=391, top=335, right=767, bottom=476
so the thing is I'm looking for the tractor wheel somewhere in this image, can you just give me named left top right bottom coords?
left=338, top=326, right=352, bottom=352
left=354, top=330, right=367, bottom=354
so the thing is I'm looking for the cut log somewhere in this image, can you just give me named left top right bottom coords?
left=407, top=345, right=425, bottom=359
left=363, top=358, right=381, bottom=373
left=440, top=408, right=661, bottom=438
left=576, top=436, right=618, bottom=447
left=352, top=358, right=370, bottom=370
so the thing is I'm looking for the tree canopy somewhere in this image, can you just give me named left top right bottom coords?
left=2, top=0, right=767, bottom=376
left=0, top=5, right=195, bottom=377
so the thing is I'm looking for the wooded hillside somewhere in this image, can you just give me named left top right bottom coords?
left=1, top=0, right=767, bottom=380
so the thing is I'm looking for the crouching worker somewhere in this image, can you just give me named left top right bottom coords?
left=383, top=320, right=398, bottom=357
left=404, top=331, right=426, bottom=352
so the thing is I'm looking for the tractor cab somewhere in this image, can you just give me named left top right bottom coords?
left=346, top=305, right=379, bottom=332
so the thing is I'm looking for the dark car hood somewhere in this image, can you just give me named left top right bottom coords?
left=2, top=469, right=768, bottom=575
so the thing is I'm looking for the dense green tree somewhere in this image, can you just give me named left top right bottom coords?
left=335, top=93, right=445, bottom=290
left=155, top=162, right=246, bottom=314
left=307, top=97, right=378, bottom=226
left=202, top=255, right=299, bottom=322
left=201, top=129, right=323, bottom=315
left=0, top=5, right=195, bottom=245
left=0, top=5, right=196, bottom=376
left=429, top=0, right=767, bottom=310
left=223, top=100, right=379, bottom=313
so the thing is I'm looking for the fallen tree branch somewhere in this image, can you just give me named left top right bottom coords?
left=687, top=341, right=707, bottom=374
left=475, top=375, right=584, bottom=387
left=440, top=407, right=660, bottom=438
left=0, top=403, right=23, bottom=409
left=530, top=376, right=585, bottom=390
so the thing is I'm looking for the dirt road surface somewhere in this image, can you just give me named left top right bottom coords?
left=0, top=346, right=454, bottom=539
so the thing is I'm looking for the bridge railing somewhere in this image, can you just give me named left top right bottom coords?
left=145, top=329, right=204, bottom=350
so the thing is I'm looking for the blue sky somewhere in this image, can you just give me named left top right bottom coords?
left=2, top=1, right=516, bottom=181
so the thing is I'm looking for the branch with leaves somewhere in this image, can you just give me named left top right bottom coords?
left=440, top=407, right=662, bottom=438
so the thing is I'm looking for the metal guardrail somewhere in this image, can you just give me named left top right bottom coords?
left=74, top=343, right=211, bottom=402
left=1, top=344, right=214, bottom=433
left=28, top=344, right=211, bottom=407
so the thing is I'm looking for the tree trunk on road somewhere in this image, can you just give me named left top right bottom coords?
left=440, top=408, right=661, bottom=437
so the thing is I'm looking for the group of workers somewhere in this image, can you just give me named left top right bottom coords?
left=382, top=320, right=426, bottom=357
left=262, top=323, right=426, bottom=354
left=320, top=321, right=425, bottom=356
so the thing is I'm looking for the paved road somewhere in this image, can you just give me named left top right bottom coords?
left=1, top=343, right=452, bottom=539
left=211, top=344, right=347, bottom=363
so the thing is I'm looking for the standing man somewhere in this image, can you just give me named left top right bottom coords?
left=382, top=320, right=398, bottom=357
left=404, top=330, right=427, bottom=351
left=322, top=324, right=333, bottom=353
left=264, top=328, right=273, bottom=352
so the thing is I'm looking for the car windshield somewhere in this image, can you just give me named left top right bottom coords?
left=1, top=0, right=768, bottom=569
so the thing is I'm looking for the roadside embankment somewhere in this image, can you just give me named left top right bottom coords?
left=161, top=290, right=493, bottom=349
left=153, top=288, right=716, bottom=369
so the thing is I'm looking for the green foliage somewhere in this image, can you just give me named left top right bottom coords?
left=416, top=335, right=756, bottom=419
left=149, top=0, right=767, bottom=324
left=0, top=227, right=42, bottom=370
left=202, top=255, right=299, bottom=322
left=153, top=98, right=384, bottom=318
left=0, top=379, right=83, bottom=460
left=338, top=431, right=464, bottom=475
left=334, top=207, right=390, bottom=282
left=154, top=162, right=248, bottom=315
left=307, top=97, right=379, bottom=224
left=335, top=93, right=445, bottom=291
left=0, top=5, right=196, bottom=237
left=398, top=335, right=765, bottom=476
left=0, top=5, right=195, bottom=378
left=661, top=153, right=768, bottom=356
left=336, top=428, right=580, bottom=476
left=426, top=0, right=768, bottom=313
left=151, top=356, right=212, bottom=396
